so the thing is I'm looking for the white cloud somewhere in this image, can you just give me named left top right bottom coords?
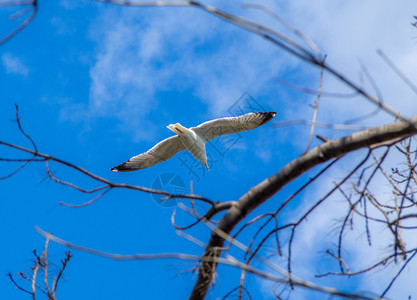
left=283, top=0, right=417, bottom=122
left=258, top=145, right=417, bottom=298
left=84, top=0, right=417, bottom=191
left=59, top=0, right=82, bottom=10
left=82, top=0, right=417, bottom=298
left=2, top=53, right=29, bottom=76
left=78, top=0, right=416, bottom=144
left=86, top=4, right=291, bottom=141
left=50, top=16, right=77, bottom=35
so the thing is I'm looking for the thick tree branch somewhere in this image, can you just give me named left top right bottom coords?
left=190, top=115, right=417, bottom=299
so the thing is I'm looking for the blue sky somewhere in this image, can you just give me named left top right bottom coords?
left=1, top=0, right=417, bottom=299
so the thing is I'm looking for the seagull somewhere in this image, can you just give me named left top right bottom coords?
left=111, top=111, right=276, bottom=172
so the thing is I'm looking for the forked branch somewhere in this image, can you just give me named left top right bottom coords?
left=190, top=116, right=417, bottom=299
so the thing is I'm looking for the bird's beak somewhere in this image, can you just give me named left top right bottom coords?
left=167, top=124, right=179, bottom=134
left=204, top=162, right=209, bottom=170
left=167, top=123, right=186, bottom=135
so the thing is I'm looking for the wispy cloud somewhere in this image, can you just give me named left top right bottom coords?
left=86, top=4, right=288, bottom=141
left=85, top=1, right=416, bottom=154
left=50, top=16, right=77, bottom=35
left=285, top=0, right=417, bottom=122
left=2, top=53, right=29, bottom=76
left=85, top=0, right=416, bottom=165
left=253, top=2, right=417, bottom=296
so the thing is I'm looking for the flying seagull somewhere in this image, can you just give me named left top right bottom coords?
left=111, top=111, right=276, bottom=172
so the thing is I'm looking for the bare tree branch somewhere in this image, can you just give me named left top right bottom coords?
left=0, top=106, right=214, bottom=206
left=8, top=232, right=72, bottom=299
left=3, top=2, right=417, bottom=299
left=273, top=119, right=370, bottom=131
left=380, top=250, right=417, bottom=298
left=190, top=116, right=417, bottom=299
left=35, top=226, right=380, bottom=300
left=303, top=55, right=326, bottom=154
left=377, top=49, right=417, bottom=95
left=95, top=0, right=415, bottom=126
left=0, top=0, right=37, bottom=46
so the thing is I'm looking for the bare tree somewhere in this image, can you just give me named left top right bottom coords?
left=8, top=234, right=72, bottom=300
left=2, top=1, right=417, bottom=299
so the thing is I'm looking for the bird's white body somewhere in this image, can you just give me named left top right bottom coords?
left=111, top=112, right=276, bottom=172
left=167, top=123, right=209, bottom=169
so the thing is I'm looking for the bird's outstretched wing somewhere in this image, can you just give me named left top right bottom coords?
left=111, top=136, right=185, bottom=172
left=192, top=112, right=276, bottom=142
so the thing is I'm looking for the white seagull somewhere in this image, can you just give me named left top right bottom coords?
left=111, top=111, right=276, bottom=172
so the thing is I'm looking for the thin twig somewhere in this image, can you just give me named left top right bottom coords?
left=303, top=55, right=327, bottom=154
left=380, top=250, right=417, bottom=297
left=35, top=226, right=379, bottom=300
left=7, top=273, right=32, bottom=295
left=273, top=120, right=370, bottom=131
left=0, top=1, right=37, bottom=46
left=377, top=49, right=417, bottom=95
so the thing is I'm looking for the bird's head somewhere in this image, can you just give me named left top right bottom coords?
left=167, top=123, right=188, bottom=135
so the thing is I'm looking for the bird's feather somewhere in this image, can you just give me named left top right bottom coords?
left=111, top=136, right=185, bottom=171
left=111, top=111, right=276, bottom=172
left=192, top=112, right=276, bottom=142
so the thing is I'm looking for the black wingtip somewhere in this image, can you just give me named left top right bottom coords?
left=110, top=160, right=139, bottom=172
left=258, top=111, right=277, bottom=125
left=110, top=162, right=131, bottom=172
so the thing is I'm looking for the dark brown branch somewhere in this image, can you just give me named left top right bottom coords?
left=0, top=104, right=38, bottom=180
left=1, top=106, right=212, bottom=204
left=324, top=249, right=351, bottom=274
left=222, top=286, right=251, bottom=300
left=316, top=248, right=417, bottom=278
left=377, top=49, right=417, bottom=96
left=0, top=0, right=37, bottom=46
left=95, top=0, right=414, bottom=125
left=52, top=251, right=72, bottom=294
left=273, top=120, right=370, bottom=131
left=8, top=232, right=72, bottom=299
left=0, top=140, right=213, bottom=205
left=59, top=188, right=112, bottom=208
left=380, top=250, right=417, bottom=297
left=14, top=104, right=37, bottom=152
left=7, top=273, right=32, bottom=295
left=289, top=150, right=371, bottom=277
left=45, top=160, right=107, bottom=194
left=36, top=226, right=378, bottom=300
left=0, top=160, right=31, bottom=180
left=276, top=77, right=359, bottom=98
left=190, top=116, right=417, bottom=299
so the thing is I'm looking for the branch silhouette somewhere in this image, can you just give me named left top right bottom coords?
left=190, top=116, right=417, bottom=299
left=3, top=1, right=417, bottom=299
